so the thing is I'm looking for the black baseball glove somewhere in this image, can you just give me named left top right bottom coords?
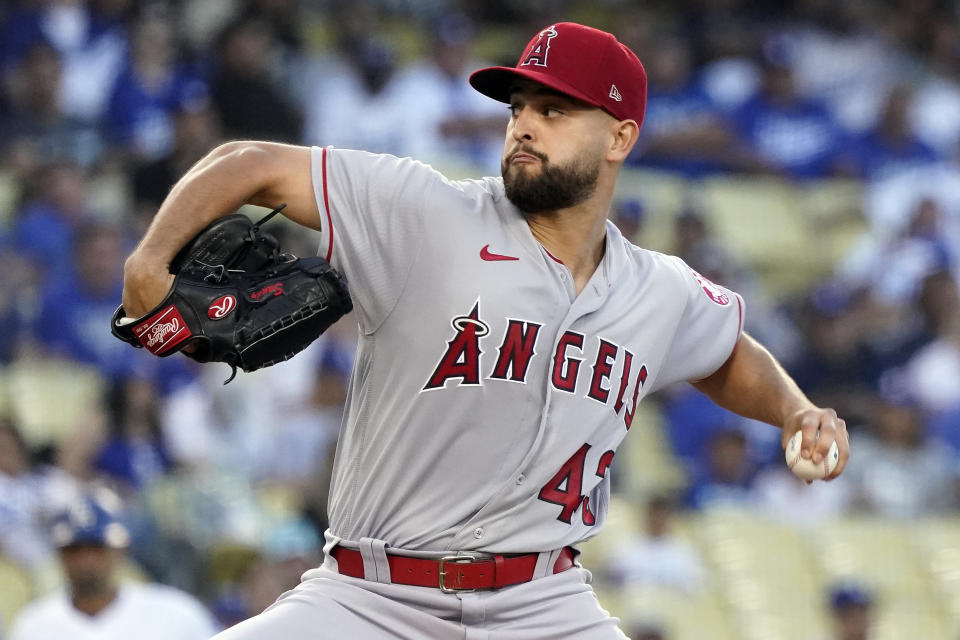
left=111, top=205, right=352, bottom=383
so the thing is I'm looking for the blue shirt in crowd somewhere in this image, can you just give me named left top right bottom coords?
left=733, top=94, right=847, bottom=179
left=628, top=81, right=728, bottom=176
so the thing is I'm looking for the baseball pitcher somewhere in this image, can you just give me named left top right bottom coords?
left=119, top=22, right=850, bottom=639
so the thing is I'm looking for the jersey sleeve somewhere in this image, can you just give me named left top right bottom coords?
left=652, top=256, right=745, bottom=391
left=310, top=146, right=444, bottom=333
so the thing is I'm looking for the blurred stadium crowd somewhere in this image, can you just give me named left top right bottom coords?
left=2, top=0, right=960, bottom=638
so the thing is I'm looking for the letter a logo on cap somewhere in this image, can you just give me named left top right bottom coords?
left=521, top=24, right=558, bottom=68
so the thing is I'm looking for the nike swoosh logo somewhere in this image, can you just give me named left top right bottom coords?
left=480, top=245, right=519, bottom=261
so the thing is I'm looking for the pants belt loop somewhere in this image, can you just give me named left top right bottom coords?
left=532, top=549, right=561, bottom=580
left=358, top=537, right=392, bottom=584
left=492, top=555, right=506, bottom=589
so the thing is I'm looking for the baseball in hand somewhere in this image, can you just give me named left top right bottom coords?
left=785, top=430, right=839, bottom=481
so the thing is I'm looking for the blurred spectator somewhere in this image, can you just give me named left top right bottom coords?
left=788, top=285, right=876, bottom=425
left=30, top=222, right=134, bottom=378
left=731, top=45, right=852, bottom=179
left=850, top=86, right=938, bottom=182
left=104, top=7, right=208, bottom=159
left=854, top=264, right=960, bottom=392
left=629, top=35, right=739, bottom=175
left=301, top=9, right=409, bottom=155
left=663, top=383, right=741, bottom=473
left=673, top=208, right=731, bottom=271
left=778, top=4, right=909, bottom=134
left=601, top=495, right=705, bottom=593
left=752, top=463, right=852, bottom=529
left=685, top=428, right=758, bottom=510
left=389, top=14, right=508, bottom=172
left=610, top=198, right=644, bottom=244
left=131, top=102, right=223, bottom=229
left=0, top=42, right=103, bottom=171
left=0, top=418, right=80, bottom=577
left=12, top=160, right=92, bottom=279
left=9, top=490, right=218, bottom=640
left=158, top=331, right=343, bottom=478
left=0, top=239, right=35, bottom=363
left=910, top=22, right=960, bottom=158
left=837, top=197, right=953, bottom=307
left=627, top=622, right=667, bottom=640
left=262, top=518, right=322, bottom=594
left=26, top=218, right=193, bottom=390
left=210, top=519, right=321, bottom=628
left=160, top=344, right=321, bottom=477
left=210, top=17, right=301, bottom=142
left=886, top=270, right=960, bottom=417
left=860, top=160, right=960, bottom=259
left=262, top=344, right=348, bottom=488
left=844, top=391, right=958, bottom=518
left=0, top=0, right=129, bottom=123
left=825, top=583, right=874, bottom=640
left=237, top=0, right=305, bottom=91
left=94, top=378, right=172, bottom=493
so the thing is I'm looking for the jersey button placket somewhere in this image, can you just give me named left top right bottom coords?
left=473, top=527, right=484, bottom=539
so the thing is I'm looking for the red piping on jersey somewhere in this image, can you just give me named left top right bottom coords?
left=543, top=247, right=563, bottom=264
left=322, top=147, right=333, bottom=262
left=728, top=295, right=744, bottom=361
left=737, top=295, right=743, bottom=334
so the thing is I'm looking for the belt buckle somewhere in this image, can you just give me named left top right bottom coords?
left=438, top=554, right=477, bottom=593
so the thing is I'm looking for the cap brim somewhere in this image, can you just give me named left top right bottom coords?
left=469, top=66, right=606, bottom=112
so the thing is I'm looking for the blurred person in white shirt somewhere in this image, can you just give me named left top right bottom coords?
left=843, top=388, right=957, bottom=518
left=0, top=418, right=80, bottom=580
left=9, top=490, right=217, bottom=640
left=390, top=14, right=513, bottom=173
left=600, top=495, right=705, bottom=594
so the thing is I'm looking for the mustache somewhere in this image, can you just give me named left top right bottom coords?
left=506, top=146, right=548, bottom=164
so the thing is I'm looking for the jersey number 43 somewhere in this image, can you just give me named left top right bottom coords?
left=538, top=443, right=615, bottom=526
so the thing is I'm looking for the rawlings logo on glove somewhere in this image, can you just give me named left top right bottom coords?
left=111, top=205, right=352, bottom=382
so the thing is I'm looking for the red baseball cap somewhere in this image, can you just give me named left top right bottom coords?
left=469, top=22, right=647, bottom=128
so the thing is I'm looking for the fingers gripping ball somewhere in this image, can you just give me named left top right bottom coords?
left=785, top=430, right=839, bottom=481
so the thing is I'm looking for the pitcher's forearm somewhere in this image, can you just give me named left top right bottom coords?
left=692, top=332, right=815, bottom=428
left=121, top=142, right=317, bottom=318
left=128, top=142, right=276, bottom=270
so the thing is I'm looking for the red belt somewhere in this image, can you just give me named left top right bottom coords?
left=330, top=546, right=576, bottom=592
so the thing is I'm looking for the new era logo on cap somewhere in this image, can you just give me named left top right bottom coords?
left=469, top=22, right=647, bottom=128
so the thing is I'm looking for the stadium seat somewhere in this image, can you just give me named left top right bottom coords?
left=800, top=178, right=868, bottom=269
left=699, top=177, right=819, bottom=295
left=0, top=170, right=18, bottom=228
left=688, top=508, right=830, bottom=638
left=614, top=168, right=692, bottom=254
left=910, top=517, right=960, bottom=628
left=814, top=517, right=930, bottom=601
left=0, top=556, right=33, bottom=633
left=871, top=601, right=955, bottom=640
left=615, top=583, right=737, bottom=640
left=3, top=357, right=104, bottom=450
left=616, top=402, right=688, bottom=498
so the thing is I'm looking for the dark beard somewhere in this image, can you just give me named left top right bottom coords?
left=502, top=150, right=600, bottom=214
left=70, top=572, right=113, bottom=600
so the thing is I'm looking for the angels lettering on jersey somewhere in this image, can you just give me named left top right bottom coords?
left=422, top=299, right=648, bottom=432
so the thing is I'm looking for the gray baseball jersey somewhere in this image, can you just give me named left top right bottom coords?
left=311, top=146, right=743, bottom=555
